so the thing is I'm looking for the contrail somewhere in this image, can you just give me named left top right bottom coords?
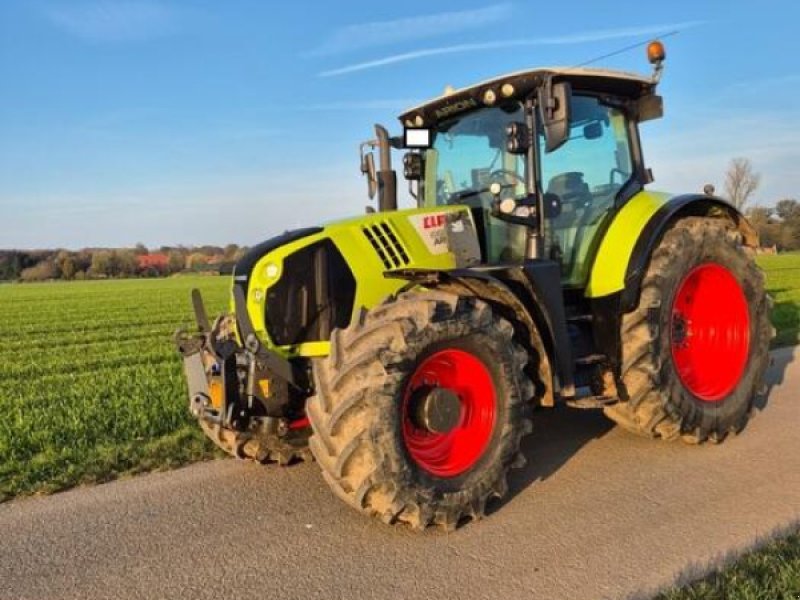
left=319, top=21, right=705, bottom=77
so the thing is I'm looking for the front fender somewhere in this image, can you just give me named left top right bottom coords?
left=386, top=264, right=570, bottom=405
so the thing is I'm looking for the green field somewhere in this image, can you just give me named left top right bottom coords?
left=756, top=252, right=800, bottom=348
left=0, top=275, right=229, bottom=501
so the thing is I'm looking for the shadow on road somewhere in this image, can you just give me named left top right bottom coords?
left=488, top=404, right=615, bottom=515
left=753, top=345, right=796, bottom=413
left=489, top=346, right=796, bottom=516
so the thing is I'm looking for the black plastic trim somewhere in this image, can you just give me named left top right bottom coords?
left=264, top=239, right=356, bottom=346
left=234, top=227, right=323, bottom=294
left=232, top=284, right=297, bottom=387
left=590, top=293, right=623, bottom=374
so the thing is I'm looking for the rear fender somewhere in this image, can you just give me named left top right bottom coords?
left=586, top=192, right=757, bottom=310
left=619, top=195, right=758, bottom=311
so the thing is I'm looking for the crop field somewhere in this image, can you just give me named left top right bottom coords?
left=0, top=254, right=798, bottom=502
left=0, top=276, right=229, bottom=501
left=755, top=252, right=800, bottom=348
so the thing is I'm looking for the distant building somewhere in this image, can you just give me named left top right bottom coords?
left=137, top=253, right=169, bottom=271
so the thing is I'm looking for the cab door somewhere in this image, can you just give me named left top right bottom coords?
left=538, top=95, right=636, bottom=287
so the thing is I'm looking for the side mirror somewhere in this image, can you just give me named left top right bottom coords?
left=361, top=151, right=377, bottom=199
left=537, top=80, right=571, bottom=152
left=403, top=152, right=423, bottom=181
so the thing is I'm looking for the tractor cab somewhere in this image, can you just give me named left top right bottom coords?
left=359, top=46, right=666, bottom=294
left=394, top=66, right=663, bottom=289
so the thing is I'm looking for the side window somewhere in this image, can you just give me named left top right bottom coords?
left=539, top=95, right=634, bottom=286
left=540, top=96, right=633, bottom=198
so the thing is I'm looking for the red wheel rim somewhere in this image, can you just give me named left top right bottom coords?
left=670, top=263, right=750, bottom=402
left=402, top=349, right=496, bottom=478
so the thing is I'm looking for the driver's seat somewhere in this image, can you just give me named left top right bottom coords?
left=546, top=172, right=592, bottom=208
left=545, top=172, right=593, bottom=282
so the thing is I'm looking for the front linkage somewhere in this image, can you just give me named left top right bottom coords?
left=174, top=287, right=311, bottom=462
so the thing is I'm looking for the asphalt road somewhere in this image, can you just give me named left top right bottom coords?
left=2, top=347, right=799, bottom=600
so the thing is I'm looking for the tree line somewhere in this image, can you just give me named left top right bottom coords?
left=0, top=244, right=248, bottom=282
left=721, top=157, right=799, bottom=252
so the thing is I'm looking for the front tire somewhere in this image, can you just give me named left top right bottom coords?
left=604, top=217, right=772, bottom=443
left=307, top=291, right=536, bottom=530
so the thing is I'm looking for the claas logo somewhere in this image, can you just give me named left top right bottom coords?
left=423, top=214, right=446, bottom=229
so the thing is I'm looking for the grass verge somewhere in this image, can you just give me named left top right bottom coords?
left=657, top=529, right=800, bottom=600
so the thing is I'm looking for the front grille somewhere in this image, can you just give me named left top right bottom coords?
left=264, top=239, right=355, bottom=346
left=362, top=222, right=410, bottom=269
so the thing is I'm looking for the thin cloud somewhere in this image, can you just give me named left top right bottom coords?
left=306, top=3, right=512, bottom=57
left=43, top=0, right=181, bottom=42
left=319, top=21, right=705, bottom=77
left=296, top=99, right=422, bottom=111
left=725, top=73, right=800, bottom=92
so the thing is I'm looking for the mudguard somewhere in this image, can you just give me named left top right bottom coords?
left=387, top=261, right=572, bottom=404
left=587, top=191, right=758, bottom=310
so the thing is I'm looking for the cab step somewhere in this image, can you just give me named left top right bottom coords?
left=574, top=353, right=607, bottom=367
left=565, top=395, right=618, bottom=410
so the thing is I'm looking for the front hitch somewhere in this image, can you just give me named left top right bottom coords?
left=175, top=288, right=305, bottom=433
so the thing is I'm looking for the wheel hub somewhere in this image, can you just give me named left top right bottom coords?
left=402, top=348, right=497, bottom=478
left=408, top=386, right=462, bottom=434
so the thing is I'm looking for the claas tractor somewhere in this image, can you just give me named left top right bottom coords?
left=176, top=41, right=771, bottom=530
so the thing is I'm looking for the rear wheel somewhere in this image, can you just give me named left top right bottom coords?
left=604, top=217, right=772, bottom=443
left=307, top=291, right=536, bottom=530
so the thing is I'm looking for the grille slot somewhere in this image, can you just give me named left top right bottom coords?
left=363, top=222, right=410, bottom=269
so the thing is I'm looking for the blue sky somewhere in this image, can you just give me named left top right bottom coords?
left=1, top=0, right=798, bottom=249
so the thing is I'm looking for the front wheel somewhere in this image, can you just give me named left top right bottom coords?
left=605, top=217, right=772, bottom=443
left=307, top=291, right=536, bottom=530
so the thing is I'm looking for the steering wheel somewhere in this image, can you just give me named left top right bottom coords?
left=489, top=169, right=524, bottom=190
left=446, top=169, right=525, bottom=204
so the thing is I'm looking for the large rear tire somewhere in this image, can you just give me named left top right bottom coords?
left=604, top=217, right=772, bottom=443
left=308, top=290, right=536, bottom=530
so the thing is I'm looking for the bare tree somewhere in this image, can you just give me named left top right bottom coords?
left=724, top=157, right=760, bottom=209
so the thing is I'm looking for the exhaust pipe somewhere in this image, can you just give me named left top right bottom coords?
left=374, top=124, right=397, bottom=212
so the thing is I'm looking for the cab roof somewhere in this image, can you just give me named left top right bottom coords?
left=398, top=67, right=656, bottom=127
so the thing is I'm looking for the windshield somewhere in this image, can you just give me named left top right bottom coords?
left=423, top=103, right=527, bottom=207
left=421, top=103, right=529, bottom=263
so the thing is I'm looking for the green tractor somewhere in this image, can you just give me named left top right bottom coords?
left=176, top=42, right=771, bottom=530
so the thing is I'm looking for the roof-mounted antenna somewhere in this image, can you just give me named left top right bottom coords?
left=563, top=30, right=679, bottom=84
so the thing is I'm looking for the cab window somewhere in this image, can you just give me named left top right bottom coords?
left=539, top=95, right=634, bottom=286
